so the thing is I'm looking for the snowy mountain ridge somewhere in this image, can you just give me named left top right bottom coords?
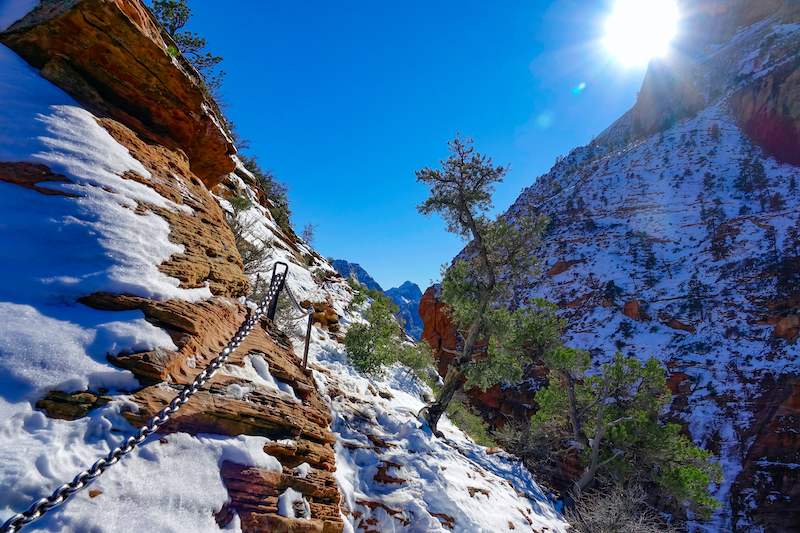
left=0, top=0, right=570, bottom=531
left=385, top=281, right=424, bottom=341
left=495, top=8, right=800, bottom=532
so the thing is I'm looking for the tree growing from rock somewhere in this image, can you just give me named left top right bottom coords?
left=150, top=0, right=225, bottom=97
left=415, top=134, right=559, bottom=435
left=532, top=348, right=722, bottom=517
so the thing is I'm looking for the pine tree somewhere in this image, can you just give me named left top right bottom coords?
left=685, top=274, right=710, bottom=320
left=532, top=349, right=722, bottom=517
left=150, top=0, right=225, bottom=98
left=415, top=134, right=560, bottom=435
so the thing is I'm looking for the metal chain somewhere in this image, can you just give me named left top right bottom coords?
left=283, top=283, right=314, bottom=320
left=1, top=264, right=289, bottom=533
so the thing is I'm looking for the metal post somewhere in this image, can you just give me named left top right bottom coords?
left=302, top=312, right=313, bottom=369
left=267, top=263, right=288, bottom=321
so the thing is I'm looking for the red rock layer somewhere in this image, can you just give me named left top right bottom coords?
left=418, top=286, right=545, bottom=428
left=0, top=0, right=236, bottom=188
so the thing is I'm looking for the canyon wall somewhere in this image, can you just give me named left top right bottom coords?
left=0, top=1, right=343, bottom=530
left=425, top=2, right=800, bottom=531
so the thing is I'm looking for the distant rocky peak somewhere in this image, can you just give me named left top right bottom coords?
left=386, top=281, right=423, bottom=302
left=331, top=259, right=383, bottom=292
left=387, top=282, right=424, bottom=342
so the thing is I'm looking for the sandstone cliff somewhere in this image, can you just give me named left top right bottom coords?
left=0, top=1, right=344, bottom=531
left=0, top=1, right=571, bottom=532
left=424, top=1, right=800, bottom=531
left=615, top=0, right=800, bottom=166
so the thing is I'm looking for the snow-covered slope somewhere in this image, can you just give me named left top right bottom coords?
left=0, top=40, right=269, bottom=532
left=500, top=9, right=800, bottom=533
left=0, top=4, right=570, bottom=531
left=279, top=302, right=568, bottom=533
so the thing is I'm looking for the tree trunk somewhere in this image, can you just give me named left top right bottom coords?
left=423, top=365, right=463, bottom=436
left=424, top=298, right=488, bottom=435
left=564, top=459, right=600, bottom=508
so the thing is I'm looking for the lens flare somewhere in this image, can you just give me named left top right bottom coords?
left=572, top=82, right=587, bottom=95
left=604, top=0, right=678, bottom=67
left=536, top=111, right=555, bottom=130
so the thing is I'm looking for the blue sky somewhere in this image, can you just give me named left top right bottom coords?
left=187, top=0, right=649, bottom=291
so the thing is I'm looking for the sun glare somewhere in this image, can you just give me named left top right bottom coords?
left=604, top=0, right=679, bottom=67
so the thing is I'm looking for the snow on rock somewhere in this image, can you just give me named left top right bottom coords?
left=0, top=43, right=211, bottom=403
left=275, top=269, right=569, bottom=533
left=0, top=44, right=210, bottom=304
left=497, top=13, right=800, bottom=531
left=278, top=487, right=311, bottom=520
left=0, top=397, right=279, bottom=533
left=0, top=37, right=335, bottom=533
left=0, top=4, right=566, bottom=532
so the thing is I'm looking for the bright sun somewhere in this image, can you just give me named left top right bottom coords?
left=604, top=0, right=679, bottom=67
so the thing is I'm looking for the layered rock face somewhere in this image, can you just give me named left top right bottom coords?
left=0, top=0, right=236, bottom=188
left=625, top=0, right=800, bottom=166
left=423, top=2, right=800, bottom=531
left=0, top=0, right=345, bottom=530
left=76, top=292, right=344, bottom=533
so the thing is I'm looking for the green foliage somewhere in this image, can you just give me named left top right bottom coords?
left=683, top=274, right=710, bottom=319
left=344, top=297, right=402, bottom=374
left=344, top=280, right=437, bottom=383
left=239, top=154, right=292, bottom=232
left=733, top=155, right=767, bottom=196
left=348, top=291, right=367, bottom=311
left=395, top=340, right=438, bottom=388
left=229, top=191, right=252, bottom=211
left=532, top=350, right=722, bottom=518
left=709, top=123, right=721, bottom=142
left=445, top=391, right=496, bottom=447
left=465, top=300, right=564, bottom=390
left=603, top=280, right=623, bottom=301
left=416, top=134, right=506, bottom=239
left=346, top=277, right=394, bottom=307
left=415, top=134, right=555, bottom=431
left=150, top=0, right=225, bottom=97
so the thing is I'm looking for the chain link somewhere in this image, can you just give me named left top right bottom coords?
left=282, top=283, right=315, bottom=320
left=1, top=264, right=288, bottom=533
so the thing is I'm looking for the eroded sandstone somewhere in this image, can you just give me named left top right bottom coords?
left=0, top=0, right=236, bottom=188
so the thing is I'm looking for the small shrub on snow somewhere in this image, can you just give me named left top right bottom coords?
left=395, top=340, right=438, bottom=388
left=344, top=297, right=401, bottom=374
left=344, top=295, right=437, bottom=386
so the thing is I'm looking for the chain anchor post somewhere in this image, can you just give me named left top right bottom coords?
left=1, top=262, right=290, bottom=533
